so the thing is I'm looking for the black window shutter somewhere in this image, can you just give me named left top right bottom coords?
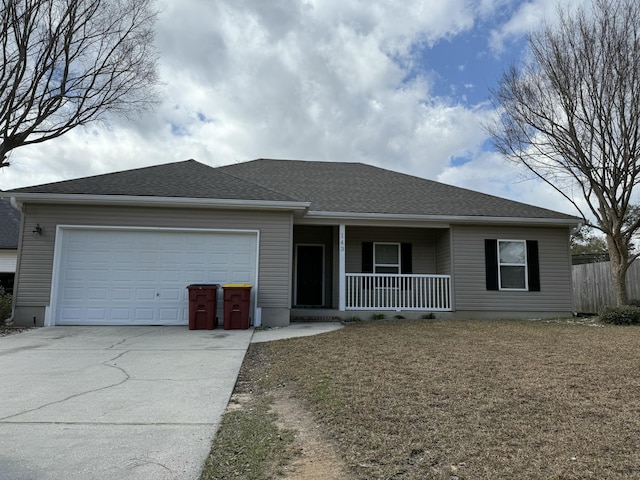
left=485, top=239, right=499, bottom=290
left=362, top=242, right=373, bottom=273
left=527, top=240, right=540, bottom=291
left=401, top=243, right=412, bottom=274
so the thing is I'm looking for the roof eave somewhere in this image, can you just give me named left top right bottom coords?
left=302, top=210, right=581, bottom=227
left=0, top=193, right=581, bottom=227
left=3, top=193, right=311, bottom=211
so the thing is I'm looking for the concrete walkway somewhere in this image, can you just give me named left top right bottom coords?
left=0, top=323, right=342, bottom=480
left=251, top=322, right=343, bottom=343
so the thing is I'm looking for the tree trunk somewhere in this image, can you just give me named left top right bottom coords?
left=607, top=236, right=629, bottom=305
left=611, top=262, right=629, bottom=305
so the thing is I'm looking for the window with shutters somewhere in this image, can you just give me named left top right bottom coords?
left=374, top=243, right=400, bottom=274
left=498, top=240, right=528, bottom=290
left=485, top=239, right=540, bottom=292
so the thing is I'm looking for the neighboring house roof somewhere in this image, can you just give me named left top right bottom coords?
left=0, top=198, right=21, bottom=249
left=5, top=158, right=580, bottom=223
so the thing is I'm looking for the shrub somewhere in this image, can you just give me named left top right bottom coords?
left=371, top=313, right=386, bottom=320
left=421, top=313, right=436, bottom=320
left=0, top=286, right=12, bottom=325
left=599, top=305, right=640, bottom=325
left=394, top=315, right=405, bottom=319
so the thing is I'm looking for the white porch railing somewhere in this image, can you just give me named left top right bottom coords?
left=346, top=274, right=452, bottom=311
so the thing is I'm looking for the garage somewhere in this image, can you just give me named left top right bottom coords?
left=49, top=227, right=258, bottom=326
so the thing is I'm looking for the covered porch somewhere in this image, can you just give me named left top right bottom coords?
left=292, top=224, right=453, bottom=315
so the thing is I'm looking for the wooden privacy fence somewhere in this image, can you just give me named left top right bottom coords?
left=572, top=260, right=640, bottom=313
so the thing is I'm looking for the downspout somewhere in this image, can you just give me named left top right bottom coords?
left=3, top=197, right=23, bottom=325
left=571, top=221, right=584, bottom=235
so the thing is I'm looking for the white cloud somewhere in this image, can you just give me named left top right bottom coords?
left=0, top=0, right=579, bottom=217
left=488, top=0, right=591, bottom=55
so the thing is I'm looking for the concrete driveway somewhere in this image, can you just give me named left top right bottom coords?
left=0, top=326, right=253, bottom=480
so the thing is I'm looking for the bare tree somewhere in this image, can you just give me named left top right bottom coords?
left=489, top=0, right=640, bottom=305
left=0, top=0, right=159, bottom=168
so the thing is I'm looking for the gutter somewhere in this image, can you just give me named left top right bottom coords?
left=304, top=210, right=582, bottom=227
left=3, top=193, right=311, bottom=212
left=1, top=193, right=580, bottom=226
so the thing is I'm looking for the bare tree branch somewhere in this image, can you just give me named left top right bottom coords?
left=487, top=0, right=640, bottom=305
left=0, top=0, right=160, bottom=167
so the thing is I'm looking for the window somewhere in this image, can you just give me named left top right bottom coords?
left=498, top=240, right=527, bottom=290
left=362, top=242, right=412, bottom=274
left=374, top=243, right=400, bottom=274
left=485, top=239, right=540, bottom=292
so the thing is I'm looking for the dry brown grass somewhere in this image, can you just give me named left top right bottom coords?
left=251, top=319, right=640, bottom=479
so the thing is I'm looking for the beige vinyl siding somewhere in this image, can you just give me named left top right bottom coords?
left=15, top=203, right=293, bottom=310
left=14, top=205, right=53, bottom=305
left=434, top=229, right=451, bottom=275
left=452, top=224, right=573, bottom=312
left=345, top=226, right=438, bottom=273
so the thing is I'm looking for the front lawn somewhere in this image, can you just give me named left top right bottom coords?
left=204, top=319, right=640, bottom=479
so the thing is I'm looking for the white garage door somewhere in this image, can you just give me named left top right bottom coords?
left=51, top=228, right=258, bottom=325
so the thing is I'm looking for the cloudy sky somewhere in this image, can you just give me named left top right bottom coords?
left=0, top=0, right=589, bottom=216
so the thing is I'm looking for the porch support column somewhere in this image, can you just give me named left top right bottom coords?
left=339, top=223, right=346, bottom=311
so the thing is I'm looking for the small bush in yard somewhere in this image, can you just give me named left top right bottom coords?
left=599, top=305, right=640, bottom=325
left=0, top=286, right=12, bottom=325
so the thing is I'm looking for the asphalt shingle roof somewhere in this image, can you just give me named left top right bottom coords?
left=0, top=198, right=21, bottom=249
left=8, top=160, right=296, bottom=202
left=219, top=159, right=578, bottom=220
left=6, top=158, right=579, bottom=221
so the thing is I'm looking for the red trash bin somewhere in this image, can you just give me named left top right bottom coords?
left=187, top=284, right=218, bottom=330
left=223, top=284, right=252, bottom=330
